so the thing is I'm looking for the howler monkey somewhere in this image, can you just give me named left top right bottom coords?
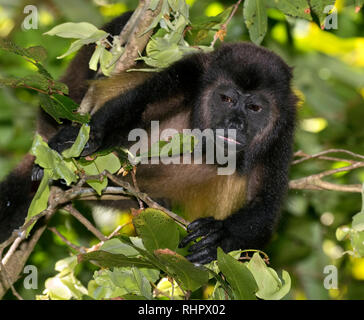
left=0, top=12, right=297, bottom=264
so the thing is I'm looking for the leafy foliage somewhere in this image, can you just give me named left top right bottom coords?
left=28, top=127, right=291, bottom=300
left=38, top=208, right=291, bottom=300
left=0, top=39, right=90, bottom=124
left=1, top=0, right=364, bottom=301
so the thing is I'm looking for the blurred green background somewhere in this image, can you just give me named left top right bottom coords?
left=0, top=0, right=363, bottom=299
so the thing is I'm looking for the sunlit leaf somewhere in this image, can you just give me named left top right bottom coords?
left=30, top=134, right=78, bottom=185
left=79, top=250, right=154, bottom=269
left=62, top=124, right=90, bottom=158
left=77, top=152, right=121, bottom=195
left=44, top=22, right=100, bottom=39
left=39, top=93, right=89, bottom=124
left=100, top=238, right=139, bottom=256
left=217, top=248, right=257, bottom=300
left=26, top=169, right=50, bottom=235
left=244, top=0, right=268, bottom=45
left=271, top=0, right=311, bottom=20
left=310, top=0, right=336, bottom=27
left=133, top=208, right=179, bottom=252
left=154, top=249, right=209, bottom=291
left=247, top=253, right=291, bottom=300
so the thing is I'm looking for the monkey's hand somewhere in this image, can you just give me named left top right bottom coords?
left=179, top=217, right=237, bottom=265
left=48, top=125, right=103, bottom=156
left=31, top=125, right=103, bottom=181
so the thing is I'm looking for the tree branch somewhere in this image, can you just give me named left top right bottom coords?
left=290, top=149, right=364, bottom=193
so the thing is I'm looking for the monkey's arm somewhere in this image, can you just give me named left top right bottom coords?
left=179, top=136, right=293, bottom=264
left=48, top=55, right=204, bottom=155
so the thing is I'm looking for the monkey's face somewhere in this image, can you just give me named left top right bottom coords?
left=194, top=42, right=296, bottom=161
left=204, top=83, right=271, bottom=154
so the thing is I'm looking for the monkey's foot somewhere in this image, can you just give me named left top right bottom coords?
left=178, top=217, right=227, bottom=265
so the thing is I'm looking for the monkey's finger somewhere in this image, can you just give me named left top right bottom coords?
left=179, top=220, right=223, bottom=248
left=179, top=227, right=208, bottom=248
left=187, top=217, right=216, bottom=232
left=188, top=232, right=222, bottom=253
left=186, top=247, right=216, bottom=265
left=31, top=165, right=44, bottom=182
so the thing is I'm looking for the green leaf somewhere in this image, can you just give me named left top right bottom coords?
left=39, top=93, right=90, bottom=124
left=30, top=134, right=78, bottom=185
left=352, top=212, right=364, bottom=232
left=0, top=75, right=60, bottom=93
left=77, top=152, right=121, bottom=195
left=211, top=286, right=229, bottom=300
left=56, top=30, right=108, bottom=59
left=139, top=268, right=160, bottom=283
left=100, top=47, right=115, bottom=76
left=57, top=39, right=85, bottom=59
left=191, top=5, right=233, bottom=43
left=352, top=185, right=364, bottom=232
left=89, top=270, right=126, bottom=299
left=217, top=248, right=258, bottom=300
left=89, top=45, right=103, bottom=71
left=247, top=253, right=291, bottom=300
left=109, top=267, right=152, bottom=299
left=100, top=238, right=139, bottom=256
left=44, top=22, right=100, bottom=39
left=45, top=277, right=73, bottom=300
left=55, top=256, right=78, bottom=274
left=132, top=267, right=153, bottom=299
left=62, top=124, right=90, bottom=158
left=336, top=226, right=350, bottom=241
left=243, top=0, right=268, bottom=45
left=192, top=6, right=233, bottom=30
left=271, top=0, right=312, bottom=20
left=0, top=39, right=47, bottom=62
left=26, top=46, right=48, bottom=61
left=310, top=0, right=336, bottom=27
left=26, top=169, right=50, bottom=235
left=154, top=249, right=209, bottom=291
left=79, top=250, right=154, bottom=269
left=351, top=232, right=364, bottom=257
left=34, top=62, right=54, bottom=80
left=133, top=208, right=179, bottom=252
left=149, top=0, right=161, bottom=11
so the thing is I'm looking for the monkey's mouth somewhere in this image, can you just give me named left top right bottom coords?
left=216, top=134, right=245, bottom=152
left=216, top=135, right=242, bottom=145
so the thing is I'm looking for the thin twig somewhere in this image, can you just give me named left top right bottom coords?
left=1, top=233, right=25, bottom=265
left=290, top=149, right=364, bottom=193
left=48, top=227, right=86, bottom=254
left=211, top=0, right=242, bottom=47
left=105, top=171, right=189, bottom=229
left=64, top=205, right=107, bottom=242
left=107, top=222, right=133, bottom=240
left=293, top=149, right=364, bottom=165
left=0, top=261, right=23, bottom=300
left=131, top=166, right=145, bottom=210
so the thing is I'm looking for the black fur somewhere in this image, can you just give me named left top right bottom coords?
left=47, top=42, right=297, bottom=264
left=0, top=155, right=35, bottom=242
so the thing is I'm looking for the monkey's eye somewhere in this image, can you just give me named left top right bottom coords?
left=220, top=94, right=234, bottom=104
left=247, top=104, right=262, bottom=113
